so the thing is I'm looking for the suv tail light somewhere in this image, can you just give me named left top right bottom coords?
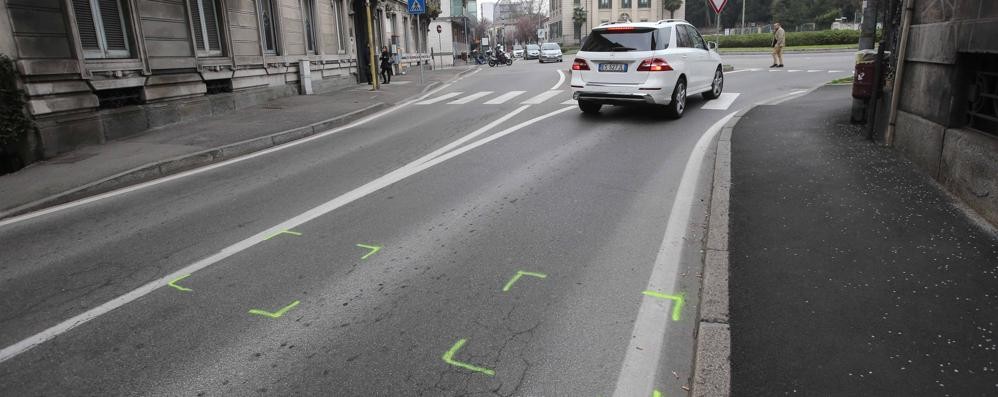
left=637, top=58, right=673, bottom=72
left=572, top=58, right=590, bottom=71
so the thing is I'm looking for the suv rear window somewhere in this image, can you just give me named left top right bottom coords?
left=581, top=27, right=670, bottom=52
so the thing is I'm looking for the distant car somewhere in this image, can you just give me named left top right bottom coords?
left=538, top=42, right=563, bottom=63
left=525, top=44, right=540, bottom=59
left=512, top=45, right=524, bottom=58
left=570, top=20, right=724, bottom=118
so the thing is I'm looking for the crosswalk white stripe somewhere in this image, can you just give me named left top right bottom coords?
left=786, top=69, right=802, bottom=72
left=447, top=91, right=494, bottom=104
left=700, top=92, right=740, bottom=110
left=561, top=99, right=577, bottom=105
left=807, top=70, right=821, bottom=72
left=416, top=92, right=462, bottom=105
left=522, top=90, right=563, bottom=104
left=484, top=91, right=526, bottom=104
left=828, top=70, right=844, bottom=73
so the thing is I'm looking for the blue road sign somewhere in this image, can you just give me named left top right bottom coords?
left=408, top=0, right=425, bottom=14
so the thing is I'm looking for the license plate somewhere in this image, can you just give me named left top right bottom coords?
left=599, top=63, right=627, bottom=72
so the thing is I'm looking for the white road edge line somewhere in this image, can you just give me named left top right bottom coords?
left=0, top=105, right=575, bottom=365
left=766, top=89, right=809, bottom=105
left=0, top=77, right=467, bottom=229
left=724, top=69, right=750, bottom=74
left=551, top=69, right=566, bottom=90
left=611, top=112, right=737, bottom=397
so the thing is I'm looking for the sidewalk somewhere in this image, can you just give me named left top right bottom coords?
left=0, top=66, right=476, bottom=219
left=727, top=85, right=998, bottom=395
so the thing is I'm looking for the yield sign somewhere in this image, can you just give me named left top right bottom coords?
left=708, top=0, right=728, bottom=14
left=408, top=0, right=425, bottom=14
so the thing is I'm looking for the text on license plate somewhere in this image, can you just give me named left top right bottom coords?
left=599, top=63, right=627, bottom=72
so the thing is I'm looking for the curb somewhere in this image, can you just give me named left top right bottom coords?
left=690, top=107, right=743, bottom=397
left=0, top=67, right=479, bottom=222
left=0, top=103, right=387, bottom=221
left=719, top=48, right=857, bottom=55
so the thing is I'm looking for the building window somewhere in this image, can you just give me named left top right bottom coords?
left=72, top=0, right=132, bottom=59
left=967, top=56, right=998, bottom=136
left=621, top=0, right=631, bottom=8
left=332, top=0, right=347, bottom=53
left=301, top=0, right=317, bottom=53
left=638, top=0, right=649, bottom=8
left=190, top=0, right=224, bottom=56
left=598, top=0, right=610, bottom=9
left=257, top=0, right=279, bottom=54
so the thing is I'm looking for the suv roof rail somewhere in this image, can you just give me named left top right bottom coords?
left=656, top=19, right=688, bottom=24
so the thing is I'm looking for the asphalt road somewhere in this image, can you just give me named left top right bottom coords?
left=0, top=52, right=853, bottom=396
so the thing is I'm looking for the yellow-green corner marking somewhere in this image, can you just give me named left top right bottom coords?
left=653, top=390, right=663, bottom=397
left=264, top=230, right=302, bottom=240
left=167, top=274, right=193, bottom=292
left=642, top=290, right=685, bottom=321
left=442, top=338, right=495, bottom=376
left=502, top=270, right=548, bottom=292
left=248, top=300, right=300, bottom=318
left=356, top=243, right=382, bottom=259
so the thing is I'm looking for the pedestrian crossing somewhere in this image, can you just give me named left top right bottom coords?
left=414, top=89, right=743, bottom=111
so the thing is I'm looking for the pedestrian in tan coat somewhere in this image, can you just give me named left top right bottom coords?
left=771, top=22, right=786, bottom=68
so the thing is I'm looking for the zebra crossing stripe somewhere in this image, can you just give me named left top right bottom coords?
left=448, top=91, right=494, bottom=104
left=416, top=92, right=463, bottom=105
left=484, top=91, right=526, bottom=104
left=522, top=90, right=562, bottom=105
left=561, top=99, right=577, bottom=105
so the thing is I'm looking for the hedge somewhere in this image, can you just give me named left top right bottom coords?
left=702, top=29, right=861, bottom=48
left=0, top=54, right=34, bottom=146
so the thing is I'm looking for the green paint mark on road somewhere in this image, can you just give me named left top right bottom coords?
left=264, top=230, right=302, bottom=240
left=653, top=389, right=663, bottom=397
left=642, top=290, right=685, bottom=321
left=356, top=243, right=382, bottom=259
left=502, top=270, right=547, bottom=292
left=167, top=274, right=193, bottom=292
left=248, top=300, right=300, bottom=318
left=442, top=339, right=495, bottom=376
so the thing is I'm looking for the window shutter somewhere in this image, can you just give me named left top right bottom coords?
left=191, top=0, right=206, bottom=50
left=73, top=0, right=100, bottom=49
left=98, top=0, right=128, bottom=51
left=204, top=0, right=222, bottom=51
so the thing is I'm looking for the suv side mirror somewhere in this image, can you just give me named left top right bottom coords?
left=708, top=41, right=718, bottom=51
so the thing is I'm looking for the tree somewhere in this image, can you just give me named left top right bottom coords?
left=572, top=6, right=587, bottom=40
left=514, top=15, right=537, bottom=43
left=663, top=0, right=683, bottom=19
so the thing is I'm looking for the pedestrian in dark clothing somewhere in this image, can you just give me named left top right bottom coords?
left=380, top=46, right=392, bottom=84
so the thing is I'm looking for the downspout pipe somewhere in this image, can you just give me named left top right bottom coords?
left=884, top=0, right=914, bottom=146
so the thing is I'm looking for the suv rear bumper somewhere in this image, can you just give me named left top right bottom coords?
left=573, top=91, right=667, bottom=105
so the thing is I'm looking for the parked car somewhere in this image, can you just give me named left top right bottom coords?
left=525, top=44, right=540, bottom=59
left=512, top=45, right=524, bottom=58
left=569, top=20, right=724, bottom=118
left=538, top=43, right=563, bottom=63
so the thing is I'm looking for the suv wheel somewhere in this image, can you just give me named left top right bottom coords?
left=579, top=101, right=601, bottom=114
left=703, top=68, right=723, bottom=100
left=665, top=78, right=687, bottom=119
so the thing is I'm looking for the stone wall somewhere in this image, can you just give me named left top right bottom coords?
left=892, top=0, right=998, bottom=225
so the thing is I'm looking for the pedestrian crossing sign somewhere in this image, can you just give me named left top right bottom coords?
left=408, top=0, right=425, bottom=14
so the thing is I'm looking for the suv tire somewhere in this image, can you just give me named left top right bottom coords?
left=703, top=68, right=723, bottom=100
left=579, top=101, right=601, bottom=114
left=665, top=77, right=687, bottom=119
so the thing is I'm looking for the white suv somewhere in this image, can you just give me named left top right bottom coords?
left=570, top=20, right=724, bottom=118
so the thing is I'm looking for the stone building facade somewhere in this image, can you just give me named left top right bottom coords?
left=0, top=0, right=428, bottom=161
left=547, top=0, right=684, bottom=45
left=884, top=0, right=997, bottom=225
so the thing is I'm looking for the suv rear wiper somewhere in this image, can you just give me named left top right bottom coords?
left=610, top=47, right=637, bottom=52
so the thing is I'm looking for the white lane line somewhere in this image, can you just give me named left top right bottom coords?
left=521, top=90, right=563, bottom=105
left=391, top=81, right=413, bottom=84
left=786, top=69, right=802, bottom=72
left=828, top=70, right=845, bottom=73
left=611, top=112, right=737, bottom=397
left=561, top=99, right=577, bottom=105
left=414, top=106, right=530, bottom=166
left=768, top=69, right=779, bottom=72
left=447, top=91, right=494, bottom=104
left=724, top=69, right=751, bottom=74
left=807, top=70, right=821, bottom=73
left=0, top=77, right=466, bottom=229
left=415, top=92, right=462, bottom=105
left=0, top=104, right=570, bottom=364
left=766, top=89, right=809, bottom=105
left=551, top=69, right=566, bottom=90
left=700, top=92, right=741, bottom=110
left=484, top=91, right=526, bottom=104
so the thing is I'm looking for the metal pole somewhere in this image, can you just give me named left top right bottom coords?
left=418, top=13, right=423, bottom=84
left=437, top=30, right=443, bottom=69
left=741, top=0, right=746, bottom=33
left=365, top=0, right=379, bottom=90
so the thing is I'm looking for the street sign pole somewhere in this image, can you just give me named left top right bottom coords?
left=365, top=0, right=379, bottom=90
left=417, top=14, right=423, bottom=84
